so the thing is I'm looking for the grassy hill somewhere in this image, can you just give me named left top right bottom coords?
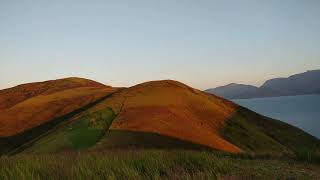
left=1, top=78, right=319, bottom=179
left=0, top=78, right=316, bottom=156
left=0, top=78, right=116, bottom=154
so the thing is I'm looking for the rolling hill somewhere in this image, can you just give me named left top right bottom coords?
left=205, top=70, right=320, bottom=99
left=0, top=78, right=319, bottom=155
left=0, top=77, right=116, bottom=154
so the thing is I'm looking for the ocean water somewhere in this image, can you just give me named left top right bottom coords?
left=234, top=94, right=320, bottom=139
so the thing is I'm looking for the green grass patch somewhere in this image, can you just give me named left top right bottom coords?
left=0, top=94, right=115, bottom=155
left=22, top=107, right=116, bottom=153
left=223, top=114, right=287, bottom=153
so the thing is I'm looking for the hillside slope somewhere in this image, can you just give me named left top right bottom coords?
left=14, top=79, right=320, bottom=155
left=102, top=80, right=241, bottom=153
left=0, top=78, right=116, bottom=154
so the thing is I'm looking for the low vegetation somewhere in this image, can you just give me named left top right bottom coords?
left=22, top=107, right=116, bottom=153
left=0, top=150, right=319, bottom=180
left=222, top=107, right=320, bottom=154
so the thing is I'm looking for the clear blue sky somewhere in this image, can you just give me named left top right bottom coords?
left=1, top=0, right=320, bottom=90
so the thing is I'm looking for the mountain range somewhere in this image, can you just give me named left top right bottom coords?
left=0, top=77, right=319, bottom=155
left=205, top=70, right=320, bottom=99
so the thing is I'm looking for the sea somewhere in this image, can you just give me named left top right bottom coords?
left=234, top=94, right=320, bottom=139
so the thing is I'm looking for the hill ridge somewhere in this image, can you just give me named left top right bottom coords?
left=0, top=77, right=108, bottom=110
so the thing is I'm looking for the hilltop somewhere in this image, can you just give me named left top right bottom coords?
left=0, top=77, right=107, bottom=110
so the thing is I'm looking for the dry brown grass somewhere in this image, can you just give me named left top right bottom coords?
left=0, top=77, right=107, bottom=110
left=0, top=78, right=115, bottom=137
left=92, top=80, right=242, bottom=153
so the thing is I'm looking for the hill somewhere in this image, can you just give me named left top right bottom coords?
left=0, top=78, right=116, bottom=154
left=1, top=79, right=317, bottom=156
left=205, top=70, right=320, bottom=99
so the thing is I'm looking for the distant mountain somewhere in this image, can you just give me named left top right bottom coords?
left=205, top=83, right=259, bottom=99
left=205, top=70, right=320, bottom=99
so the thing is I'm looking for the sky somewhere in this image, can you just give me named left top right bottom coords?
left=1, top=0, right=320, bottom=90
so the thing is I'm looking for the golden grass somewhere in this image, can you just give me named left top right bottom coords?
left=0, top=77, right=107, bottom=110
left=90, top=80, right=242, bottom=153
left=0, top=86, right=115, bottom=137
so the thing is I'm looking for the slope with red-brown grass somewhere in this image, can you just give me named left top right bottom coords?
left=0, top=78, right=115, bottom=137
left=0, top=77, right=107, bottom=110
left=89, top=80, right=242, bottom=153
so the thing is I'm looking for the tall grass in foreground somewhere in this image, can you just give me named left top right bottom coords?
left=0, top=150, right=319, bottom=180
left=294, top=148, right=320, bottom=163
